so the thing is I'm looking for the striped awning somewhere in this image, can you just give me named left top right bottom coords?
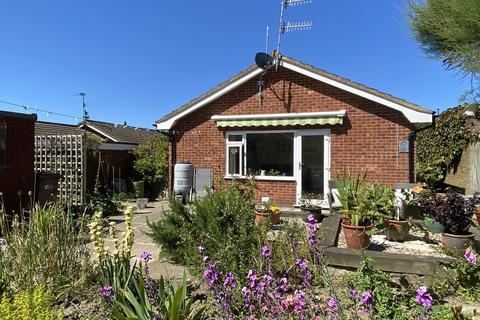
left=212, top=111, right=346, bottom=128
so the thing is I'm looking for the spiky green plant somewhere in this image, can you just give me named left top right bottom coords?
left=0, top=202, right=90, bottom=299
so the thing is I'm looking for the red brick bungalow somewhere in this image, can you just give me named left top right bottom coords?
left=0, top=110, right=36, bottom=213
left=155, top=56, right=434, bottom=206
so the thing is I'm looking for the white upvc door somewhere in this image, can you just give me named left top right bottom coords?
left=295, top=129, right=331, bottom=205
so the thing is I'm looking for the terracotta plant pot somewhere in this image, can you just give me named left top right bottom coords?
left=271, top=211, right=282, bottom=225
left=342, top=223, right=372, bottom=250
left=441, top=233, right=475, bottom=251
left=255, top=211, right=271, bottom=225
left=385, top=219, right=409, bottom=242
left=300, top=207, right=324, bottom=223
left=475, top=212, right=480, bottom=226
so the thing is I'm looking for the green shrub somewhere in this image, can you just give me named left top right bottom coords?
left=0, top=285, right=63, bottom=320
left=88, top=191, right=123, bottom=216
left=0, top=203, right=90, bottom=299
left=147, top=197, right=192, bottom=265
left=147, top=183, right=263, bottom=279
left=132, top=135, right=168, bottom=185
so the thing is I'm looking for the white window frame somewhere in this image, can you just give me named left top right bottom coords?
left=225, top=132, right=245, bottom=177
left=224, top=130, right=297, bottom=181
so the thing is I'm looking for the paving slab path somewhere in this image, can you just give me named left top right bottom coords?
left=105, top=199, right=188, bottom=280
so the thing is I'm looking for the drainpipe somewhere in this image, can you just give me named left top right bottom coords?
left=408, top=112, right=436, bottom=183
left=159, top=130, right=177, bottom=195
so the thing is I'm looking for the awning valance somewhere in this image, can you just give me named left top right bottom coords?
left=211, top=111, right=346, bottom=128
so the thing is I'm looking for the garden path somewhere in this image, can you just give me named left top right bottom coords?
left=105, top=199, right=188, bottom=280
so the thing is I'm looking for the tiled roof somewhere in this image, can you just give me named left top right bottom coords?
left=35, top=121, right=83, bottom=136
left=156, top=55, right=432, bottom=124
left=83, top=120, right=158, bottom=144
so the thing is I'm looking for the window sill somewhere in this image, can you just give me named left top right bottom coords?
left=224, top=175, right=296, bottom=182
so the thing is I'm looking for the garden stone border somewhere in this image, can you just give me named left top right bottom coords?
left=316, top=214, right=456, bottom=276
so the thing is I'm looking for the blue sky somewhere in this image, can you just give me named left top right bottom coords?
left=0, top=0, right=470, bottom=128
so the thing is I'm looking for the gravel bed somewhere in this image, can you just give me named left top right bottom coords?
left=337, top=227, right=449, bottom=258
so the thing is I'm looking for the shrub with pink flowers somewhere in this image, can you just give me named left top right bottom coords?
left=453, top=247, right=480, bottom=301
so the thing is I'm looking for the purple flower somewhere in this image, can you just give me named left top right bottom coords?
left=292, top=290, right=307, bottom=313
left=360, top=291, right=373, bottom=313
left=101, top=285, right=115, bottom=302
left=415, top=286, right=433, bottom=309
left=307, top=215, right=319, bottom=248
left=348, top=287, right=360, bottom=301
left=464, top=248, right=477, bottom=265
left=295, top=258, right=308, bottom=271
left=140, top=250, right=152, bottom=263
left=203, top=261, right=221, bottom=289
left=246, top=269, right=258, bottom=289
left=326, top=296, right=338, bottom=315
left=307, top=214, right=317, bottom=224
left=223, top=272, right=237, bottom=289
left=261, top=245, right=271, bottom=259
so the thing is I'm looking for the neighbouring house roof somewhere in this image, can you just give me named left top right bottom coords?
left=156, top=55, right=433, bottom=130
left=81, top=120, right=158, bottom=145
left=35, top=120, right=158, bottom=146
left=0, top=110, right=37, bottom=121
left=35, top=121, right=84, bottom=136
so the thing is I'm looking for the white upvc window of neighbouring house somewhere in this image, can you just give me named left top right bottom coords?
left=225, top=131, right=294, bottom=178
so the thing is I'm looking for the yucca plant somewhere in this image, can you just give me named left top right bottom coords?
left=334, top=171, right=368, bottom=226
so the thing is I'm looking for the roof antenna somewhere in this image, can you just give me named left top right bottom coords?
left=76, top=92, right=89, bottom=122
left=265, top=26, right=269, bottom=53
left=276, top=0, right=313, bottom=67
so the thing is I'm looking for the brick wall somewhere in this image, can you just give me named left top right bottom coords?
left=169, top=67, right=414, bottom=206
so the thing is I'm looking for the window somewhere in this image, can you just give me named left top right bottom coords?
left=226, top=134, right=243, bottom=176
left=0, top=118, right=5, bottom=168
left=226, top=132, right=294, bottom=177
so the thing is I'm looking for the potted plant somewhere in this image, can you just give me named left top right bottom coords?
left=383, top=188, right=410, bottom=242
left=336, top=172, right=372, bottom=249
left=299, top=193, right=324, bottom=223
left=419, top=191, right=476, bottom=251
left=255, top=200, right=282, bottom=225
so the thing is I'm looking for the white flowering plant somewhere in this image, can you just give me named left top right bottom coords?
left=88, top=205, right=136, bottom=299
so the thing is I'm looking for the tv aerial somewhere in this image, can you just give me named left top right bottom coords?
left=255, top=0, right=313, bottom=103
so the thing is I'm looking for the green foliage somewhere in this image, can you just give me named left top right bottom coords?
left=0, top=203, right=90, bottom=299
left=147, top=197, right=192, bottom=264
left=408, top=0, right=480, bottom=76
left=268, top=221, right=310, bottom=280
left=346, top=255, right=407, bottom=319
left=452, top=249, right=480, bottom=301
left=133, top=135, right=168, bottom=184
left=113, top=272, right=204, bottom=320
left=334, top=171, right=368, bottom=226
left=147, top=183, right=263, bottom=280
left=416, top=104, right=480, bottom=187
left=0, top=285, right=63, bottom=320
left=88, top=190, right=123, bottom=216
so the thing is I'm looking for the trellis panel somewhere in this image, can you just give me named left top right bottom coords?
left=34, top=135, right=85, bottom=205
